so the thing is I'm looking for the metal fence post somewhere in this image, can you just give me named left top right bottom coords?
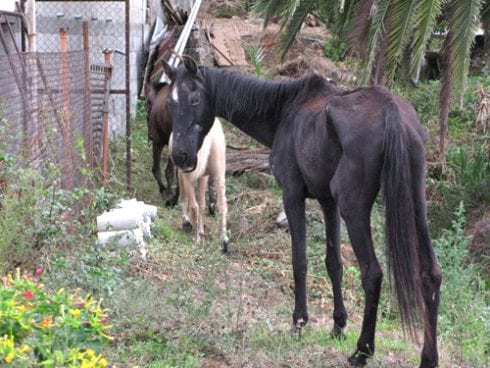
left=60, top=27, right=73, bottom=190
left=82, top=21, right=93, bottom=179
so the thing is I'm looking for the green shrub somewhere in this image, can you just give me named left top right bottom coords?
left=0, top=269, right=112, bottom=367
left=324, top=37, right=348, bottom=62
left=434, top=203, right=489, bottom=365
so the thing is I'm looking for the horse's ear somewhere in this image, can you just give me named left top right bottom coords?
left=182, top=55, right=199, bottom=76
left=161, top=59, right=175, bottom=81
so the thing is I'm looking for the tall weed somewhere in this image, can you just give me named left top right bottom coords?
left=434, top=203, right=489, bottom=366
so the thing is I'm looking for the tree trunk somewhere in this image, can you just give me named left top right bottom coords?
left=439, top=33, right=453, bottom=175
left=482, top=2, right=490, bottom=56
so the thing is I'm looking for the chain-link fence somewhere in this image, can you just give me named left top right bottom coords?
left=0, top=49, right=96, bottom=189
left=36, top=0, right=130, bottom=137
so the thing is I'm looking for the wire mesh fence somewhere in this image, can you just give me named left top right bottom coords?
left=0, top=48, right=112, bottom=190
left=36, top=1, right=130, bottom=136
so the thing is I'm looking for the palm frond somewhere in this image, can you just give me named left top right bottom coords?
left=331, top=0, right=357, bottom=37
left=277, top=1, right=317, bottom=61
left=446, top=0, right=484, bottom=103
left=361, top=0, right=391, bottom=84
left=252, top=0, right=286, bottom=28
left=385, top=0, right=419, bottom=83
left=409, top=0, right=444, bottom=82
left=348, top=0, right=375, bottom=58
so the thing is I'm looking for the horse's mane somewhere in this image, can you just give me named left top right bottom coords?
left=200, top=67, right=335, bottom=118
left=146, top=29, right=175, bottom=91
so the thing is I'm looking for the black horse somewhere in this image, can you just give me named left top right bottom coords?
left=163, top=57, right=442, bottom=368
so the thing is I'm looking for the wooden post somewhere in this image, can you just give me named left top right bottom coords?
left=60, top=27, right=73, bottom=189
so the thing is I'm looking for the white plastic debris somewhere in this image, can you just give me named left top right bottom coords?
left=97, top=228, right=144, bottom=248
left=96, top=198, right=157, bottom=259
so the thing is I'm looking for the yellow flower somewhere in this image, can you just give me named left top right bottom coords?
left=17, top=305, right=26, bottom=313
left=99, top=357, right=108, bottom=367
left=4, top=352, right=14, bottom=363
left=20, top=344, right=31, bottom=353
left=69, top=309, right=81, bottom=318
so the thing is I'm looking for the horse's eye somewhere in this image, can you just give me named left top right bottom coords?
left=189, top=93, right=200, bottom=107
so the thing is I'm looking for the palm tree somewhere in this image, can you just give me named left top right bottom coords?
left=253, top=0, right=486, bottom=170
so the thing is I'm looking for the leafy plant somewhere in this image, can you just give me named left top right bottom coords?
left=240, top=40, right=265, bottom=77
left=0, top=269, right=112, bottom=367
left=434, top=203, right=489, bottom=365
left=324, top=37, right=349, bottom=62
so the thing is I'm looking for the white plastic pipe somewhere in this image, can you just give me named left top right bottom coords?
left=97, top=228, right=144, bottom=248
left=161, top=0, right=203, bottom=82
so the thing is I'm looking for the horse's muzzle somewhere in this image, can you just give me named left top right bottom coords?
left=172, top=151, right=196, bottom=173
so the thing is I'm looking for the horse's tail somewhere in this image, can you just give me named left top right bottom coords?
left=382, top=98, right=422, bottom=338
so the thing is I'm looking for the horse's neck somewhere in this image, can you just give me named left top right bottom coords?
left=203, top=67, right=299, bottom=148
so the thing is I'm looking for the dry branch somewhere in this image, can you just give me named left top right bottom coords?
left=225, top=148, right=271, bottom=175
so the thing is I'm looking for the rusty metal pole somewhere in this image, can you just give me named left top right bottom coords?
left=82, top=21, right=93, bottom=182
left=102, top=48, right=113, bottom=187
left=125, top=0, right=132, bottom=192
left=60, top=27, right=73, bottom=190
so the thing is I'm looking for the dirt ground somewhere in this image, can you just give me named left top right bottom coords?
left=196, top=1, right=357, bottom=87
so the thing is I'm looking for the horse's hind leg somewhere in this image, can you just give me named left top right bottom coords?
left=413, top=162, right=441, bottom=368
left=152, top=143, right=166, bottom=194
left=331, top=160, right=382, bottom=366
left=319, top=196, right=347, bottom=338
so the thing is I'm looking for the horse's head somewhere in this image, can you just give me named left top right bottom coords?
left=163, top=56, right=214, bottom=172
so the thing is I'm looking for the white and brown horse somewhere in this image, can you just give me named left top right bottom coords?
left=169, top=117, right=229, bottom=252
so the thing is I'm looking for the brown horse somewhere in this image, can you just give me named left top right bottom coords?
left=144, top=33, right=178, bottom=206
left=163, top=57, right=442, bottom=368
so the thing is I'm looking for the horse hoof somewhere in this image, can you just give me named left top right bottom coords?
left=348, top=351, right=369, bottom=367
left=419, top=355, right=438, bottom=368
left=208, top=203, right=216, bottom=217
left=182, top=220, right=192, bottom=233
left=221, top=238, right=229, bottom=253
left=290, top=318, right=306, bottom=337
left=330, top=325, right=346, bottom=340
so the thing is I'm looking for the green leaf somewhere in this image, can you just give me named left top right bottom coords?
left=385, top=0, right=419, bottom=83
left=409, top=0, right=444, bottom=81
left=446, top=0, right=484, bottom=104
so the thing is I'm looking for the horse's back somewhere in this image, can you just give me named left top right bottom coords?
left=326, top=86, right=425, bottom=153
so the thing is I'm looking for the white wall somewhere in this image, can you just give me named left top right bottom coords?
left=34, top=0, right=150, bottom=137
left=0, top=0, right=17, bottom=12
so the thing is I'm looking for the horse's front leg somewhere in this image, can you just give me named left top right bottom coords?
left=282, top=190, right=308, bottom=332
left=215, top=173, right=229, bottom=253
left=164, top=157, right=178, bottom=207
left=178, top=172, right=192, bottom=233
left=319, top=196, right=347, bottom=338
left=197, top=175, right=208, bottom=241
left=152, top=143, right=165, bottom=194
